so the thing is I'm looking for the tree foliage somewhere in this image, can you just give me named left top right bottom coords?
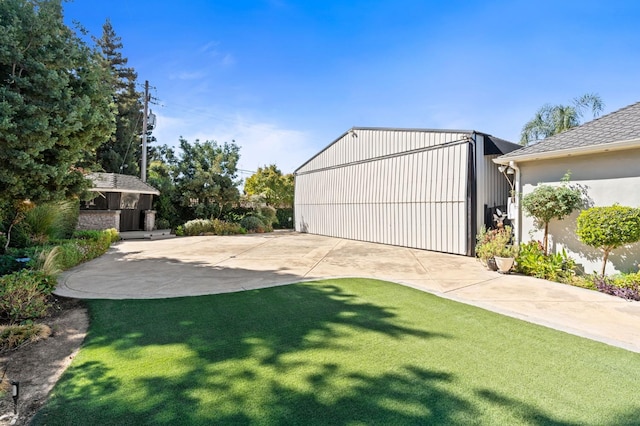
left=521, top=173, right=584, bottom=255
left=520, top=94, right=604, bottom=145
left=173, top=138, right=241, bottom=219
left=576, top=205, right=640, bottom=276
left=244, top=164, right=294, bottom=207
left=94, top=19, right=142, bottom=175
left=147, top=145, right=179, bottom=227
left=0, top=0, right=115, bottom=230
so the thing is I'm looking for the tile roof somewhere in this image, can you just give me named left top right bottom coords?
left=500, top=101, right=640, bottom=159
left=87, top=172, right=160, bottom=195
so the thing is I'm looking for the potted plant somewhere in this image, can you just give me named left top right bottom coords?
left=475, top=226, right=517, bottom=273
left=493, top=243, right=518, bottom=274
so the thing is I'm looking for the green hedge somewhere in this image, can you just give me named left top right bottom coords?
left=275, top=208, right=294, bottom=229
left=179, top=219, right=246, bottom=236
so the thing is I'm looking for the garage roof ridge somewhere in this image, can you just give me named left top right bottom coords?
left=295, top=127, right=516, bottom=173
left=350, top=126, right=475, bottom=134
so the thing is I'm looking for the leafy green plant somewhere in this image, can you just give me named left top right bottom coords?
left=0, top=270, right=56, bottom=324
left=55, top=242, right=85, bottom=271
left=54, top=229, right=119, bottom=270
left=475, top=226, right=515, bottom=265
left=592, top=273, right=640, bottom=301
left=18, top=200, right=78, bottom=245
left=521, top=172, right=584, bottom=255
left=73, top=228, right=119, bottom=244
left=515, top=241, right=576, bottom=283
left=73, top=230, right=103, bottom=241
left=576, top=205, right=640, bottom=276
left=211, top=219, right=245, bottom=235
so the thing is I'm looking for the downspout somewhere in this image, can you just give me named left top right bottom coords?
left=508, top=160, right=521, bottom=246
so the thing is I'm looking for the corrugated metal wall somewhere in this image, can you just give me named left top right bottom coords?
left=474, top=135, right=513, bottom=231
left=295, top=129, right=471, bottom=255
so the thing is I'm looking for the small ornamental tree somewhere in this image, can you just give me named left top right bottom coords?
left=521, top=173, right=584, bottom=255
left=576, top=205, right=640, bottom=276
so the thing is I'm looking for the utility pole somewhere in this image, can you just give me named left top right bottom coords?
left=141, top=80, right=149, bottom=182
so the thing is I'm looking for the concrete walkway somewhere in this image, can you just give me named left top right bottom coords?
left=55, top=231, right=640, bottom=353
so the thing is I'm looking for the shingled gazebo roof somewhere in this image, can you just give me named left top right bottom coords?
left=87, top=173, right=160, bottom=195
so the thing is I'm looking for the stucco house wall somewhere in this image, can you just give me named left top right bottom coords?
left=497, top=101, right=640, bottom=276
left=519, top=149, right=640, bottom=274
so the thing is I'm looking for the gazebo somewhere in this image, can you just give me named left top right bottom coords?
left=78, top=172, right=160, bottom=232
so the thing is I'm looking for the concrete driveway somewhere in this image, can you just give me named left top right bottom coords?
left=55, top=231, right=640, bottom=353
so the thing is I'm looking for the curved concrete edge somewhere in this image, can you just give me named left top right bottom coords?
left=54, top=233, right=640, bottom=353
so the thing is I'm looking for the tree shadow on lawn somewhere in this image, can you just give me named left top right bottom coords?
left=475, top=388, right=640, bottom=426
left=34, top=279, right=623, bottom=425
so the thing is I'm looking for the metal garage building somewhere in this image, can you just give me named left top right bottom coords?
left=294, top=128, right=521, bottom=256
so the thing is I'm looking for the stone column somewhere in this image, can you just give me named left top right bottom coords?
left=144, top=210, right=156, bottom=231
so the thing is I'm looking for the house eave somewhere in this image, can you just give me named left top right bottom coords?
left=493, top=137, right=640, bottom=165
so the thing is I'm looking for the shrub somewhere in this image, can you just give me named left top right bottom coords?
left=240, top=215, right=266, bottom=233
left=73, top=230, right=103, bottom=241
left=104, top=228, right=120, bottom=244
left=211, top=219, right=245, bottom=235
left=222, top=207, right=253, bottom=224
left=258, top=205, right=277, bottom=225
left=73, top=228, right=119, bottom=244
left=475, top=226, right=515, bottom=264
left=576, top=205, right=640, bottom=276
left=275, top=207, right=294, bottom=229
left=0, top=270, right=56, bottom=324
left=155, top=218, right=171, bottom=230
left=55, top=229, right=118, bottom=270
left=515, top=240, right=576, bottom=283
left=19, top=200, right=78, bottom=245
left=33, top=246, right=62, bottom=276
left=180, top=219, right=246, bottom=236
left=521, top=172, right=584, bottom=255
left=55, top=242, right=85, bottom=270
left=182, top=219, right=215, bottom=236
left=0, top=323, right=51, bottom=351
left=593, top=274, right=640, bottom=301
left=0, top=255, right=21, bottom=276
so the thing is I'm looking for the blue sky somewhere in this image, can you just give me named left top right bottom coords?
left=64, top=0, right=640, bottom=176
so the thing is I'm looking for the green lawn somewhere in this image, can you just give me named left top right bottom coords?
left=34, top=278, right=640, bottom=425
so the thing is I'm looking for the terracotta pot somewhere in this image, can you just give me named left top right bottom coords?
left=494, top=256, right=514, bottom=273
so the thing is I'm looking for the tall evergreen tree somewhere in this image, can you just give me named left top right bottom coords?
left=0, top=0, right=115, bottom=229
left=94, top=19, right=142, bottom=175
